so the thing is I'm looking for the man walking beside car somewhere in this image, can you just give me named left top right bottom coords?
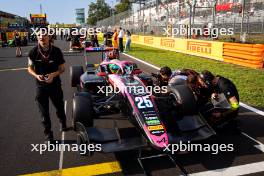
left=27, top=27, right=67, bottom=142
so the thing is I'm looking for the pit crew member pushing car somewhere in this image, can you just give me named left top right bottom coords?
left=152, top=66, right=201, bottom=87
left=199, top=70, right=239, bottom=124
left=27, top=27, right=67, bottom=142
left=151, top=66, right=181, bottom=86
left=152, top=66, right=210, bottom=105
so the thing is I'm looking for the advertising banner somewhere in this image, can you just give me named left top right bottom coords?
left=132, top=35, right=224, bottom=61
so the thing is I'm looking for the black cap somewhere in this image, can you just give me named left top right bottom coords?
left=160, top=66, right=172, bottom=77
left=200, top=70, right=215, bottom=87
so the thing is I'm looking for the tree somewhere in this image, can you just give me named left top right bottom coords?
left=87, top=0, right=111, bottom=25
left=115, top=0, right=131, bottom=14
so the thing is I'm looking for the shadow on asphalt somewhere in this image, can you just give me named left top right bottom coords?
left=113, top=130, right=263, bottom=175
left=61, top=110, right=264, bottom=175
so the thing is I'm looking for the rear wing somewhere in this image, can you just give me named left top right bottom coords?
left=84, top=47, right=107, bottom=62
left=85, top=47, right=119, bottom=62
left=85, top=47, right=118, bottom=52
left=85, top=47, right=107, bottom=52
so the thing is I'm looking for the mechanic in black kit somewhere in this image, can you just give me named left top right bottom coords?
left=199, top=70, right=239, bottom=124
left=27, top=27, right=67, bottom=142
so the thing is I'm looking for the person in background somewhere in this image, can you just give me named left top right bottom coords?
left=14, top=31, right=22, bottom=57
left=124, top=30, right=131, bottom=52
left=92, top=29, right=99, bottom=47
left=112, top=29, right=118, bottom=48
left=22, top=34, right=28, bottom=46
left=65, top=32, right=68, bottom=40
left=118, top=27, right=124, bottom=52
left=60, top=31, right=63, bottom=40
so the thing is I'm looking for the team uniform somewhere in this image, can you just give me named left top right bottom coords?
left=201, top=76, right=239, bottom=125
left=28, top=45, right=66, bottom=138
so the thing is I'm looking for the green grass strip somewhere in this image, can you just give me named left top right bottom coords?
left=125, top=43, right=264, bottom=108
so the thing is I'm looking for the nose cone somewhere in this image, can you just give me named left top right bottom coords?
left=145, top=125, right=169, bottom=149
left=153, top=133, right=169, bottom=149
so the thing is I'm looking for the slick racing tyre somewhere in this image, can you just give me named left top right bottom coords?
left=169, top=85, right=197, bottom=115
left=70, top=66, right=84, bottom=87
left=72, top=93, right=95, bottom=130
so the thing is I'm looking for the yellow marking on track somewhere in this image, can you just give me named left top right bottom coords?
left=21, top=161, right=122, bottom=176
left=0, top=67, right=27, bottom=72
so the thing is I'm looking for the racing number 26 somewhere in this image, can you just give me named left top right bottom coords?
left=135, top=96, right=153, bottom=109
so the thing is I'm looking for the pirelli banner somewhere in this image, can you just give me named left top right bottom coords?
left=131, top=35, right=224, bottom=61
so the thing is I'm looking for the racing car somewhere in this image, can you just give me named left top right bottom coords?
left=70, top=49, right=216, bottom=157
left=84, top=46, right=119, bottom=62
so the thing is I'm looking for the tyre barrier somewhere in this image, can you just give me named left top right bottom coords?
left=223, top=43, right=264, bottom=69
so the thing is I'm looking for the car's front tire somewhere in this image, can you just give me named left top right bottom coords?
left=169, top=85, right=197, bottom=115
left=70, top=66, right=84, bottom=87
left=72, top=93, right=95, bottom=130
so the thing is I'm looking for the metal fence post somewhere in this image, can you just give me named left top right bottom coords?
left=246, top=15, right=249, bottom=34
left=143, top=7, right=145, bottom=34
left=262, top=18, right=264, bottom=34
left=233, top=17, right=236, bottom=33
left=240, top=0, right=246, bottom=38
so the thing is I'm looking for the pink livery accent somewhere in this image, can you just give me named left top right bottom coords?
left=143, top=125, right=169, bottom=148
left=107, top=74, right=169, bottom=149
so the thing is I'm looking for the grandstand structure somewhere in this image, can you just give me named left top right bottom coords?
left=97, top=0, right=264, bottom=36
left=0, top=11, right=29, bottom=32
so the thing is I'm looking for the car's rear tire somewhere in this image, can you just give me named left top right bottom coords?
left=72, top=94, right=95, bottom=130
left=169, top=85, right=197, bottom=115
left=70, top=66, right=84, bottom=87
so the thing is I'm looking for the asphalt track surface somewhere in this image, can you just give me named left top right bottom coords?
left=0, top=40, right=264, bottom=176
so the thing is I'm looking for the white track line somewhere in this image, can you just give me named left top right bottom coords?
left=59, top=132, right=65, bottom=170
left=122, top=53, right=160, bottom=70
left=59, top=100, right=67, bottom=170
left=0, top=67, right=27, bottom=72
left=240, top=102, right=264, bottom=116
left=188, top=161, right=264, bottom=176
left=242, top=132, right=264, bottom=153
left=122, top=53, right=264, bottom=117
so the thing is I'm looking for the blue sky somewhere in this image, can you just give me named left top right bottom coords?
left=0, top=0, right=115, bottom=24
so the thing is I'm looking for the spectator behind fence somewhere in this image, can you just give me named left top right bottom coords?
left=124, top=30, right=131, bottom=52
